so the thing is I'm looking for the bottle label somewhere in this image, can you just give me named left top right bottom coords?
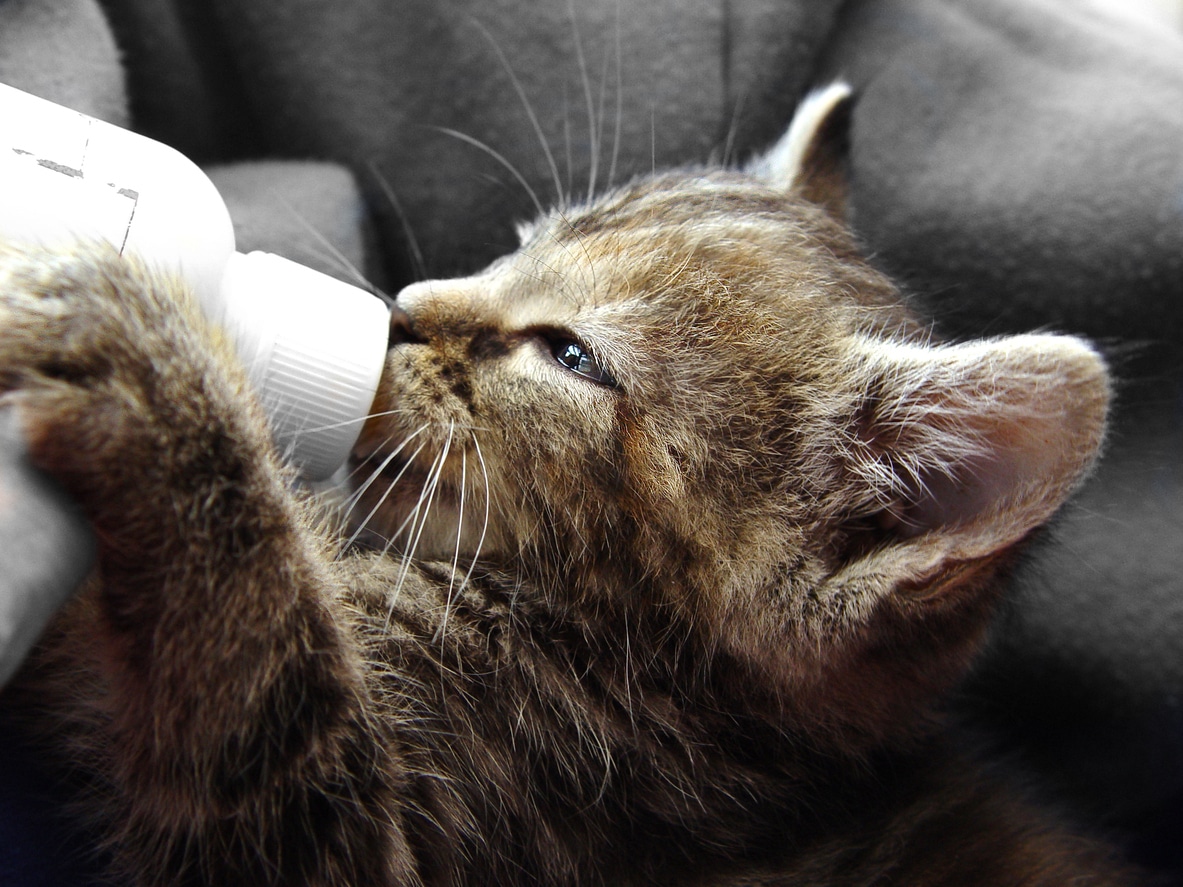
left=0, top=83, right=138, bottom=253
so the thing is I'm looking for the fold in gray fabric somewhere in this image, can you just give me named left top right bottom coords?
left=818, top=0, right=1183, bottom=347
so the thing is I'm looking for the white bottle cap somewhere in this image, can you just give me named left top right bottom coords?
left=219, top=251, right=389, bottom=481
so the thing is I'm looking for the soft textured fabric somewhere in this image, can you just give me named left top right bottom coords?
left=1, top=0, right=1180, bottom=880
left=102, top=0, right=847, bottom=278
left=206, top=160, right=378, bottom=282
left=0, top=0, right=127, bottom=127
left=817, top=0, right=1183, bottom=346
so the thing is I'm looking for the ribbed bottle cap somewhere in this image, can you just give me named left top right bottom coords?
left=219, top=251, right=389, bottom=481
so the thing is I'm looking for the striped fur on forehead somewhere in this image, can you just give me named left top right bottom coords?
left=545, top=170, right=827, bottom=245
left=493, top=172, right=922, bottom=481
left=524, top=169, right=907, bottom=328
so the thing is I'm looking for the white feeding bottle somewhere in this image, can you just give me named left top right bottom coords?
left=0, top=81, right=390, bottom=481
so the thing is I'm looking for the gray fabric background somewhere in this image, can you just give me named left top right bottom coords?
left=1, top=0, right=1180, bottom=879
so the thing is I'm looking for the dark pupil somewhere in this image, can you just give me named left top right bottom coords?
left=558, top=343, right=590, bottom=373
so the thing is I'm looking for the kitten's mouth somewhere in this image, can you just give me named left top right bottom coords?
left=348, top=445, right=455, bottom=508
left=345, top=442, right=476, bottom=554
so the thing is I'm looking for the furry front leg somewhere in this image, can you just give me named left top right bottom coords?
left=0, top=243, right=416, bottom=886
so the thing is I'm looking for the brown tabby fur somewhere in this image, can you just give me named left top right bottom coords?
left=0, top=87, right=1137, bottom=885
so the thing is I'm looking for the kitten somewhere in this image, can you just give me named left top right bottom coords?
left=1, top=84, right=1136, bottom=885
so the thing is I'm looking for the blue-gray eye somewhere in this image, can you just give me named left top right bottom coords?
left=554, top=340, right=615, bottom=386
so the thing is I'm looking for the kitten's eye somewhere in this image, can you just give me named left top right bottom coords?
left=552, top=339, right=616, bottom=386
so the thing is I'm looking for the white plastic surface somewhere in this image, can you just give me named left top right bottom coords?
left=220, top=252, right=389, bottom=480
left=0, top=81, right=236, bottom=314
left=0, top=82, right=390, bottom=479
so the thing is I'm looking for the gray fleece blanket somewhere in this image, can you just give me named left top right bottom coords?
left=1, top=0, right=1180, bottom=881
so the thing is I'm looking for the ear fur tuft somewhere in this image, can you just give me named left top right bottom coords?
left=833, top=333, right=1110, bottom=593
left=748, top=82, right=854, bottom=218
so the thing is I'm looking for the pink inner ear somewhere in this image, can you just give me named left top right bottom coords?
left=897, top=451, right=1011, bottom=538
left=854, top=334, right=1110, bottom=554
left=901, top=413, right=1070, bottom=538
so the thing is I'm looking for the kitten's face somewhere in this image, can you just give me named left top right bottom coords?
left=353, top=171, right=894, bottom=600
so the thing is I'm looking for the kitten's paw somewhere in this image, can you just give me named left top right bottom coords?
left=0, top=240, right=184, bottom=388
left=0, top=241, right=265, bottom=529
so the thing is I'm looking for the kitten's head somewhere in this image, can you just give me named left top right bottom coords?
left=353, top=85, right=1108, bottom=740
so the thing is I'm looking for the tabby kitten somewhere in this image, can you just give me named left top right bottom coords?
left=3, top=84, right=1135, bottom=885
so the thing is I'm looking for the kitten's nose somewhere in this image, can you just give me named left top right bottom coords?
left=388, top=303, right=421, bottom=346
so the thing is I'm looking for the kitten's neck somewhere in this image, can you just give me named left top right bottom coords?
left=374, top=561, right=1114, bottom=886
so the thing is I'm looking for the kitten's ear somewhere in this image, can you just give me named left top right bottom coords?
left=747, top=82, right=854, bottom=219
left=833, top=333, right=1110, bottom=595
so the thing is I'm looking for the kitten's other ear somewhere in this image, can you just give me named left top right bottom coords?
left=747, top=81, right=854, bottom=219
left=832, top=333, right=1110, bottom=596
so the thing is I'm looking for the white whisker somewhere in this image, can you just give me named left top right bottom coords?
left=650, top=104, right=657, bottom=175
left=342, top=424, right=427, bottom=513
left=563, top=99, right=574, bottom=200
left=329, top=428, right=399, bottom=537
left=343, top=428, right=430, bottom=551
left=567, top=0, right=599, bottom=202
left=368, top=159, right=428, bottom=283
left=596, top=53, right=610, bottom=168
left=608, top=0, right=624, bottom=189
left=433, top=126, right=548, bottom=219
left=299, top=407, right=413, bottom=438
left=391, top=424, right=454, bottom=602
left=720, top=89, right=748, bottom=169
left=381, top=436, right=450, bottom=626
left=469, top=18, right=566, bottom=206
left=459, top=433, right=492, bottom=598
left=437, top=434, right=467, bottom=644
left=270, top=192, right=383, bottom=297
